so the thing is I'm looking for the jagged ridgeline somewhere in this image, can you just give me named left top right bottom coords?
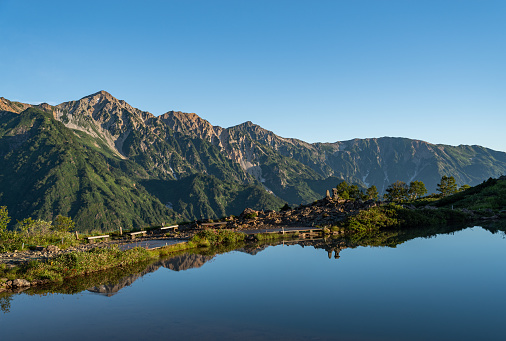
left=0, top=96, right=284, bottom=231
left=1, top=91, right=506, bottom=231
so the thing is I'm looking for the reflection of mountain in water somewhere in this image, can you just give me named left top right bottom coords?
left=235, top=245, right=270, bottom=255
left=160, top=253, right=213, bottom=271
left=88, top=253, right=214, bottom=296
left=87, top=225, right=470, bottom=296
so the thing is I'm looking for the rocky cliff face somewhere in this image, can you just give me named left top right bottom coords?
left=52, top=91, right=254, bottom=183
left=54, top=90, right=155, bottom=159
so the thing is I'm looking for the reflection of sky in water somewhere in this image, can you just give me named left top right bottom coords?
left=2, top=226, right=506, bottom=340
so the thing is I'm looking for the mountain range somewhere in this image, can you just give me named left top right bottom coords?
left=1, top=91, right=505, bottom=231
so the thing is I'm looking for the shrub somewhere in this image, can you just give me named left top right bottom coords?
left=52, top=215, right=75, bottom=232
left=191, top=229, right=245, bottom=246
left=280, top=204, right=291, bottom=211
left=244, top=212, right=258, bottom=219
left=343, top=206, right=399, bottom=231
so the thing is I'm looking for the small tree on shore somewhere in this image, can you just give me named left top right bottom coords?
left=336, top=181, right=350, bottom=199
left=16, top=218, right=52, bottom=236
left=437, top=176, right=458, bottom=197
left=408, top=180, right=427, bottom=200
left=52, top=215, right=75, bottom=232
left=349, top=184, right=363, bottom=200
left=384, top=181, right=408, bottom=202
left=366, top=185, right=379, bottom=200
left=336, top=181, right=367, bottom=200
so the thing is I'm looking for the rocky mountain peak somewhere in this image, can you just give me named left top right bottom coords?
left=159, top=110, right=221, bottom=139
left=0, top=97, right=33, bottom=113
left=78, top=90, right=120, bottom=108
left=35, top=103, right=53, bottom=113
left=51, top=91, right=155, bottom=159
left=84, top=89, right=114, bottom=99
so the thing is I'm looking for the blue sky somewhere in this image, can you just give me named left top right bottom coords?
left=1, top=0, right=505, bottom=151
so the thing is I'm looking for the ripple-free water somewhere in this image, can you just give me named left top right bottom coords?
left=2, top=226, right=506, bottom=340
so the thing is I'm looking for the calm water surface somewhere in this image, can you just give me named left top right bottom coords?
left=1, top=226, right=506, bottom=340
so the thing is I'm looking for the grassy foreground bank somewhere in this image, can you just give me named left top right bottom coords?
left=0, top=229, right=245, bottom=284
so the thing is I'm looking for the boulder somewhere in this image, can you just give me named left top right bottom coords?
left=12, top=279, right=31, bottom=288
left=240, top=208, right=258, bottom=218
left=45, top=245, right=60, bottom=253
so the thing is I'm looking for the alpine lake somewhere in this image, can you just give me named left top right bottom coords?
left=2, top=223, right=506, bottom=341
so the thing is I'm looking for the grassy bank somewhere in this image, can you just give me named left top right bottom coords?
left=254, top=231, right=301, bottom=241
left=1, top=246, right=154, bottom=282
left=0, top=229, right=246, bottom=284
left=340, top=204, right=470, bottom=232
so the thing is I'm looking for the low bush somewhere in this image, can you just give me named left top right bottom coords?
left=190, top=229, right=245, bottom=246
left=342, top=205, right=399, bottom=231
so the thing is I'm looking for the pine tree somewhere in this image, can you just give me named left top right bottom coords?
left=408, top=181, right=427, bottom=200
left=384, top=181, right=408, bottom=202
left=366, top=185, right=379, bottom=200
left=437, top=176, right=458, bottom=197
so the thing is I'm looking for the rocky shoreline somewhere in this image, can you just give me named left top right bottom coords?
left=207, top=197, right=380, bottom=230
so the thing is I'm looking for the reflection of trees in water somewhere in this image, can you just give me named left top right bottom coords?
left=481, top=220, right=506, bottom=237
left=278, top=224, right=469, bottom=261
left=0, top=294, right=12, bottom=314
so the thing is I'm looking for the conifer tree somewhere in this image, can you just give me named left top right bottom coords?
left=384, top=181, right=408, bottom=202
left=366, top=185, right=379, bottom=200
left=408, top=181, right=427, bottom=200
left=437, top=176, right=458, bottom=197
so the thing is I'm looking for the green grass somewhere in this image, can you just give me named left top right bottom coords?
left=340, top=203, right=470, bottom=232
left=0, top=229, right=82, bottom=253
left=253, top=231, right=300, bottom=241
left=190, top=228, right=246, bottom=246
left=0, top=228, right=247, bottom=284
left=0, top=246, right=153, bottom=282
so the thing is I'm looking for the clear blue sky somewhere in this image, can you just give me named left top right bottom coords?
left=1, top=0, right=505, bottom=151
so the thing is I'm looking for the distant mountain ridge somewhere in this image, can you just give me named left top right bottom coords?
left=1, top=91, right=505, bottom=230
left=160, top=103, right=506, bottom=195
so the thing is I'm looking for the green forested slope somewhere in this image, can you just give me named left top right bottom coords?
left=0, top=108, right=179, bottom=231
left=0, top=107, right=285, bottom=231
left=141, top=173, right=285, bottom=221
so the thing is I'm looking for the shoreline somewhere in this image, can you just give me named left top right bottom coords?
left=1, top=197, right=504, bottom=292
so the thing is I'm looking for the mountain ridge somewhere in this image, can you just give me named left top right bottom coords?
left=1, top=91, right=505, bottom=230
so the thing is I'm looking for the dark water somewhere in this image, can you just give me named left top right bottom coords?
left=2, top=226, right=506, bottom=340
